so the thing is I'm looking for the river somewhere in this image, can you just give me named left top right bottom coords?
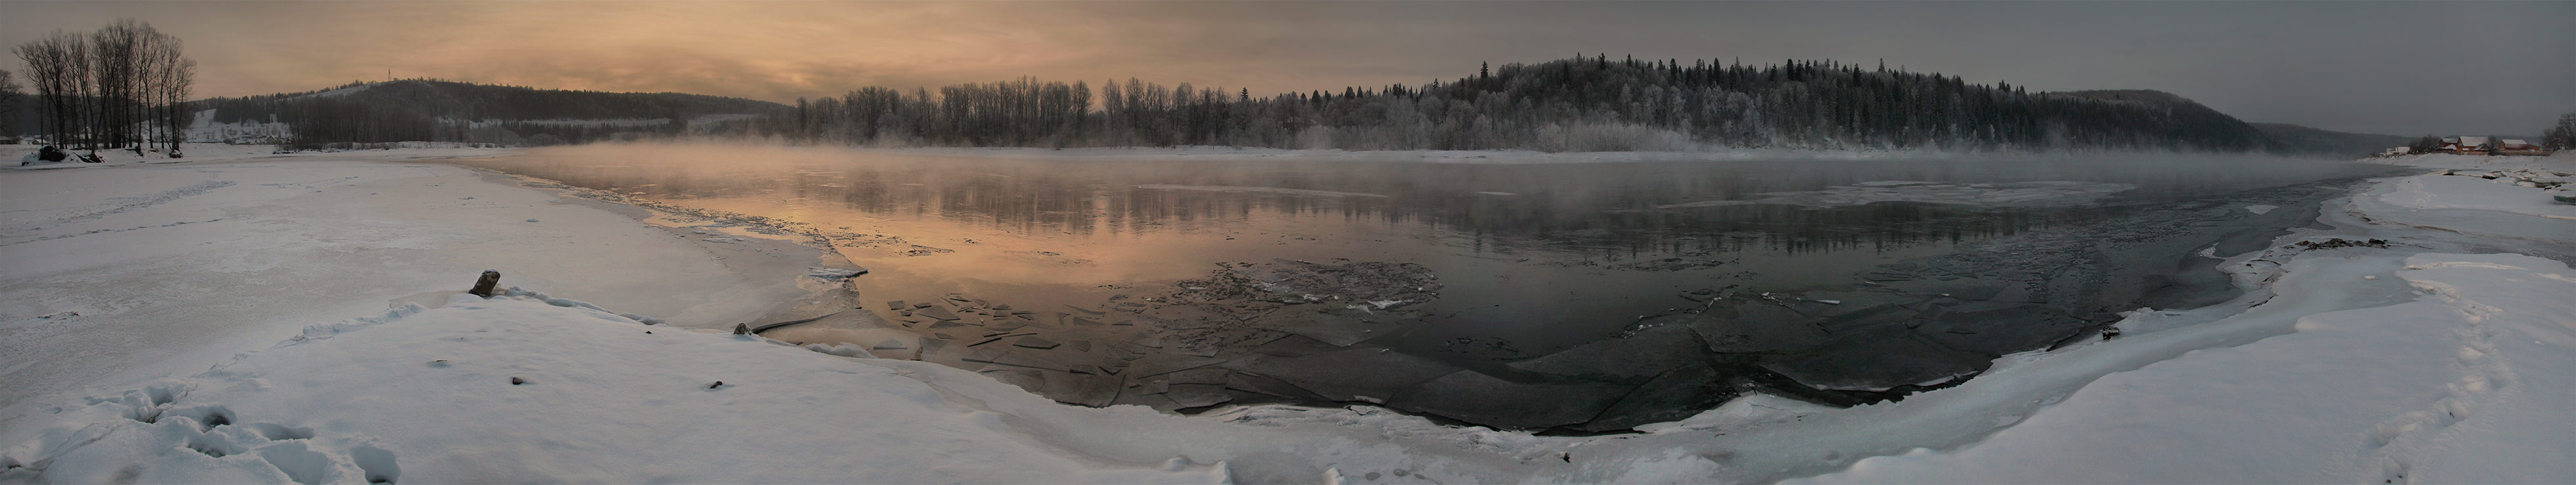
left=456, top=144, right=2394, bottom=432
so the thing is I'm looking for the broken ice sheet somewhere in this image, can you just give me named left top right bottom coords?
left=1658, top=180, right=2139, bottom=209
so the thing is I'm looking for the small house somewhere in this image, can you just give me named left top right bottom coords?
left=2495, top=139, right=2551, bottom=156
left=2456, top=136, right=2493, bottom=154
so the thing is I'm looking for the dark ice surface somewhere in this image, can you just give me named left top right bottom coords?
left=457, top=146, right=2396, bottom=431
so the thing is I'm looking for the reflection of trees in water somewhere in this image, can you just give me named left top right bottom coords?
left=468, top=153, right=2141, bottom=257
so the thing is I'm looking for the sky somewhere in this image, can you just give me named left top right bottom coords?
left=3, top=1, right=2569, bottom=136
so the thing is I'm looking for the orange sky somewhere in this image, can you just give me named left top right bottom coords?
left=5, top=1, right=2570, bottom=135
left=4, top=1, right=1469, bottom=103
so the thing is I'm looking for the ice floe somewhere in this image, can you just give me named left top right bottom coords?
left=1659, top=180, right=2138, bottom=209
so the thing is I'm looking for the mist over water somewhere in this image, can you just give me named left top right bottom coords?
left=456, top=143, right=2391, bottom=429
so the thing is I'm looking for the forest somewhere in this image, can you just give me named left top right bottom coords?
left=185, top=80, right=789, bottom=147
left=773, top=55, right=2277, bottom=153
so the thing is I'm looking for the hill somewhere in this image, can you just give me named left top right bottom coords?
left=2247, top=122, right=2416, bottom=157
left=2036, top=89, right=2270, bottom=151
left=778, top=57, right=2283, bottom=152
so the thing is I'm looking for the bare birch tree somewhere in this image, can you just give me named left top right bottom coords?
left=12, top=19, right=193, bottom=154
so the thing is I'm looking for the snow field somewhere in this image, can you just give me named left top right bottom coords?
left=1, top=290, right=1231, bottom=484
left=1802, top=253, right=2575, bottom=484
left=2, top=147, right=2571, bottom=484
left=1796, top=153, right=2576, bottom=483
left=1, top=147, right=828, bottom=446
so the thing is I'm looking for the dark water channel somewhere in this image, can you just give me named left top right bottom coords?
left=458, top=145, right=2394, bottom=432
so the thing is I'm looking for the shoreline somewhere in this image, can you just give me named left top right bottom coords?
left=445, top=166, right=877, bottom=330
left=2, top=146, right=2569, bottom=484
left=577, top=140, right=2382, bottom=164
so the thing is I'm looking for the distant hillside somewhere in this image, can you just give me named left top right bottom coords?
left=775, top=57, right=2283, bottom=152
left=189, top=80, right=789, bottom=146
left=2247, top=122, right=2416, bottom=157
left=2039, top=89, right=2270, bottom=151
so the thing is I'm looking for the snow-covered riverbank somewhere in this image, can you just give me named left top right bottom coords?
left=3, top=147, right=2569, bottom=484
left=0, top=145, right=838, bottom=458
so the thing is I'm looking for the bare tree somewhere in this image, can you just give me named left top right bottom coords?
left=14, top=31, right=91, bottom=147
left=2542, top=112, right=2576, bottom=151
left=155, top=55, right=196, bottom=156
left=91, top=20, right=146, bottom=151
left=13, top=20, right=193, bottom=155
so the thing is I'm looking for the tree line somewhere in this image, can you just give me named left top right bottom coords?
left=16, top=47, right=2315, bottom=154
left=769, top=55, right=2272, bottom=152
left=11, top=18, right=195, bottom=157
left=188, top=79, right=787, bottom=147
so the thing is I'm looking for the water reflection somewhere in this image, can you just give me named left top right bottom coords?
left=468, top=147, right=2252, bottom=258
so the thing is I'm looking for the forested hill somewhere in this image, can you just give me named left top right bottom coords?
left=2247, top=122, right=2418, bottom=156
left=189, top=80, right=787, bottom=145
left=777, top=56, right=2321, bottom=153
left=2043, top=89, right=2267, bottom=151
